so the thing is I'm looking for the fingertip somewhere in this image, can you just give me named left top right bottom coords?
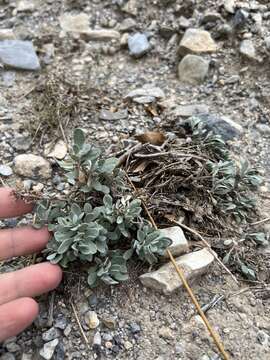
left=40, top=263, right=63, bottom=291
left=20, top=297, right=39, bottom=319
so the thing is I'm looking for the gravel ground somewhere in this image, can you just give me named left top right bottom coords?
left=0, top=0, right=270, bottom=359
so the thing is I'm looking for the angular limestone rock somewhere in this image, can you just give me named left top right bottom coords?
left=178, top=54, right=210, bottom=84
left=59, top=13, right=90, bottom=33
left=160, top=226, right=189, bottom=258
left=178, top=28, right=217, bottom=56
left=140, top=248, right=214, bottom=294
left=14, top=154, right=51, bottom=179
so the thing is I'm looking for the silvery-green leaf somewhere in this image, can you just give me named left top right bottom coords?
left=87, top=271, right=97, bottom=287
left=101, top=275, right=119, bottom=285
left=113, top=273, right=129, bottom=282
left=73, top=128, right=85, bottom=148
left=57, top=238, right=74, bottom=254
left=123, top=248, right=133, bottom=260
left=103, top=194, right=113, bottom=208
left=99, top=157, right=118, bottom=173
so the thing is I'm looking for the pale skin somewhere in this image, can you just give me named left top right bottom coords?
left=0, top=188, right=62, bottom=342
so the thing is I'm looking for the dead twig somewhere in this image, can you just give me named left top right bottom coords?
left=250, top=217, right=270, bottom=226
left=71, top=301, right=90, bottom=348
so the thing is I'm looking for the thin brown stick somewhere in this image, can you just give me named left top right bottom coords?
left=250, top=217, right=270, bottom=226
left=170, top=219, right=239, bottom=285
left=71, top=301, right=90, bottom=348
left=126, top=173, right=230, bottom=360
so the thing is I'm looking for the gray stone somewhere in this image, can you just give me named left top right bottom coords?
left=173, top=104, right=209, bottom=117
left=99, top=109, right=128, bottom=121
left=39, top=339, right=59, bottom=360
left=178, top=28, right=217, bottom=56
left=0, top=40, right=40, bottom=70
left=130, top=322, right=141, bottom=334
left=0, top=354, right=15, bottom=360
left=223, top=0, right=235, bottom=14
left=119, top=18, right=137, bottom=32
left=2, top=71, right=16, bottom=87
left=54, top=315, right=68, bottom=330
left=14, top=154, right=52, bottom=179
left=233, top=9, right=249, bottom=29
left=59, top=13, right=90, bottom=33
left=93, top=332, right=102, bottom=347
left=13, top=135, right=31, bottom=151
left=124, top=341, right=133, bottom=350
left=0, top=164, right=13, bottom=176
left=201, top=12, right=222, bottom=25
left=178, top=54, right=209, bottom=84
left=161, top=226, right=189, bottom=258
left=83, top=29, right=120, bottom=41
left=128, top=33, right=150, bottom=58
left=257, top=330, right=269, bottom=346
left=256, top=124, right=270, bottom=135
left=240, top=39, right=257, bottom=61
left=196, top=113, right=243, bottom=141
left=140, top=248, right=214, bottom=294
left=42, top=327, right=61, bottom=342
left=5, top=342, right=20, bottom=353
left=125, top=85, right=165, bottom=104
left=265, top=36, right=270, bottom=50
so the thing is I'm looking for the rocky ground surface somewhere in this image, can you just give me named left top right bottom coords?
left=0, top=0, right=270, bottom=359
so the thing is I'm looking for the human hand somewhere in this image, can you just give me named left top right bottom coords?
left=0, top=188, right=62, bottom=342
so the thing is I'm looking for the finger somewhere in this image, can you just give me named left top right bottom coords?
left=0, top=187, right=33, bottom=219
left=0, top=262, right=62, bottom=305
left=0, top=227, right=50, bottom=261
left=0, top=297, right=39, bottom=342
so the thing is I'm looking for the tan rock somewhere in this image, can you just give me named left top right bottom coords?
left=59, top=13, right=90, bottom=33
left=0, top=29, right=16, bottom=40
left=140, top=248, right=214, bottom=294
left=178, top=28, right=217, bottom=56
left=178, top=54, right=210, bottom=84
left=14, top=154, right=51, bottom=179
left=160, top=226, right=189, bottom=258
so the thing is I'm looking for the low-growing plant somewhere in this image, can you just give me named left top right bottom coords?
left=33, top=129, right=172, bottom=287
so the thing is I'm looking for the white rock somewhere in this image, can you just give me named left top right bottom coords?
left=39, top=339, right=59, bottom=360
left=85, top=311, right=99, bottom=329
left=140, top=248, right=215, bottom=294
left=59, top=13, right=90, bottom=33
left=160, top=226, right=189, bottom=258
left=17, top=0, right=37, bottom=12
left=125, top=85, right=165, bottom=102
left=45, top=140, right=67, bottom=160
left=224, top=0, right=235, bottom=14
left=14, top=154, right=51, bottom=179
left=178, top=28, right=217, bottom=56
left=122, top=0, right=138, bottom=16
left=178, top=54, right=210, bottom=84
left=83, top=29, right=120, bottom=41
left=240, top=39, right=257, bottom=61
left=0, top=29, right=15, bottom=41
left=0, top=164, right=13, bottom=176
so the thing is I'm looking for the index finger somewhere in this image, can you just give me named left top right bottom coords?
left=0, top=188, right=33, bottom=219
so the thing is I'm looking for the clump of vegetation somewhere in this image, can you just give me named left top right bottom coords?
left=33, top=129, right=171, bottom=287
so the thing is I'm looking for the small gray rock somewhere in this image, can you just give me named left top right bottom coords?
left=5, top=342, right=20, bottom=353
left=125, top=85, right=165, bottom=104
left=224, top=0, right=235, bottom=14
left=195, top=113, right=243, bottom=141
left=0, top=40, right=40, bottom=70
left=119, top=18, right=137, bottom=32
left=173, top=104, right=209, bottom=117
left=128, top=33, right=150, bottom=58
left=257, top=330, right=269, bottom=346
left=130, top=322, right=141, bottom=334
left=39, top=339, right=59, bottom=360
left=256, top=124, right=270, bottom=135
left=54, top=315, right=68, bottom=330
left=99, top=109, right=128, bottom=121
left=0, top=354, right=16, bottom=360
left=178, top=54, right=209, bottom=84
left=93, top=332, right=102, bottom=347
left=0, top=164, right=13, bottom=176
left=13, top=135, right=31, bottom=151
left=240, top=39, right=257, bottom=61
left=233, top=9, right=249, bottom=29
left=42, top=327, right=61, bottom=342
